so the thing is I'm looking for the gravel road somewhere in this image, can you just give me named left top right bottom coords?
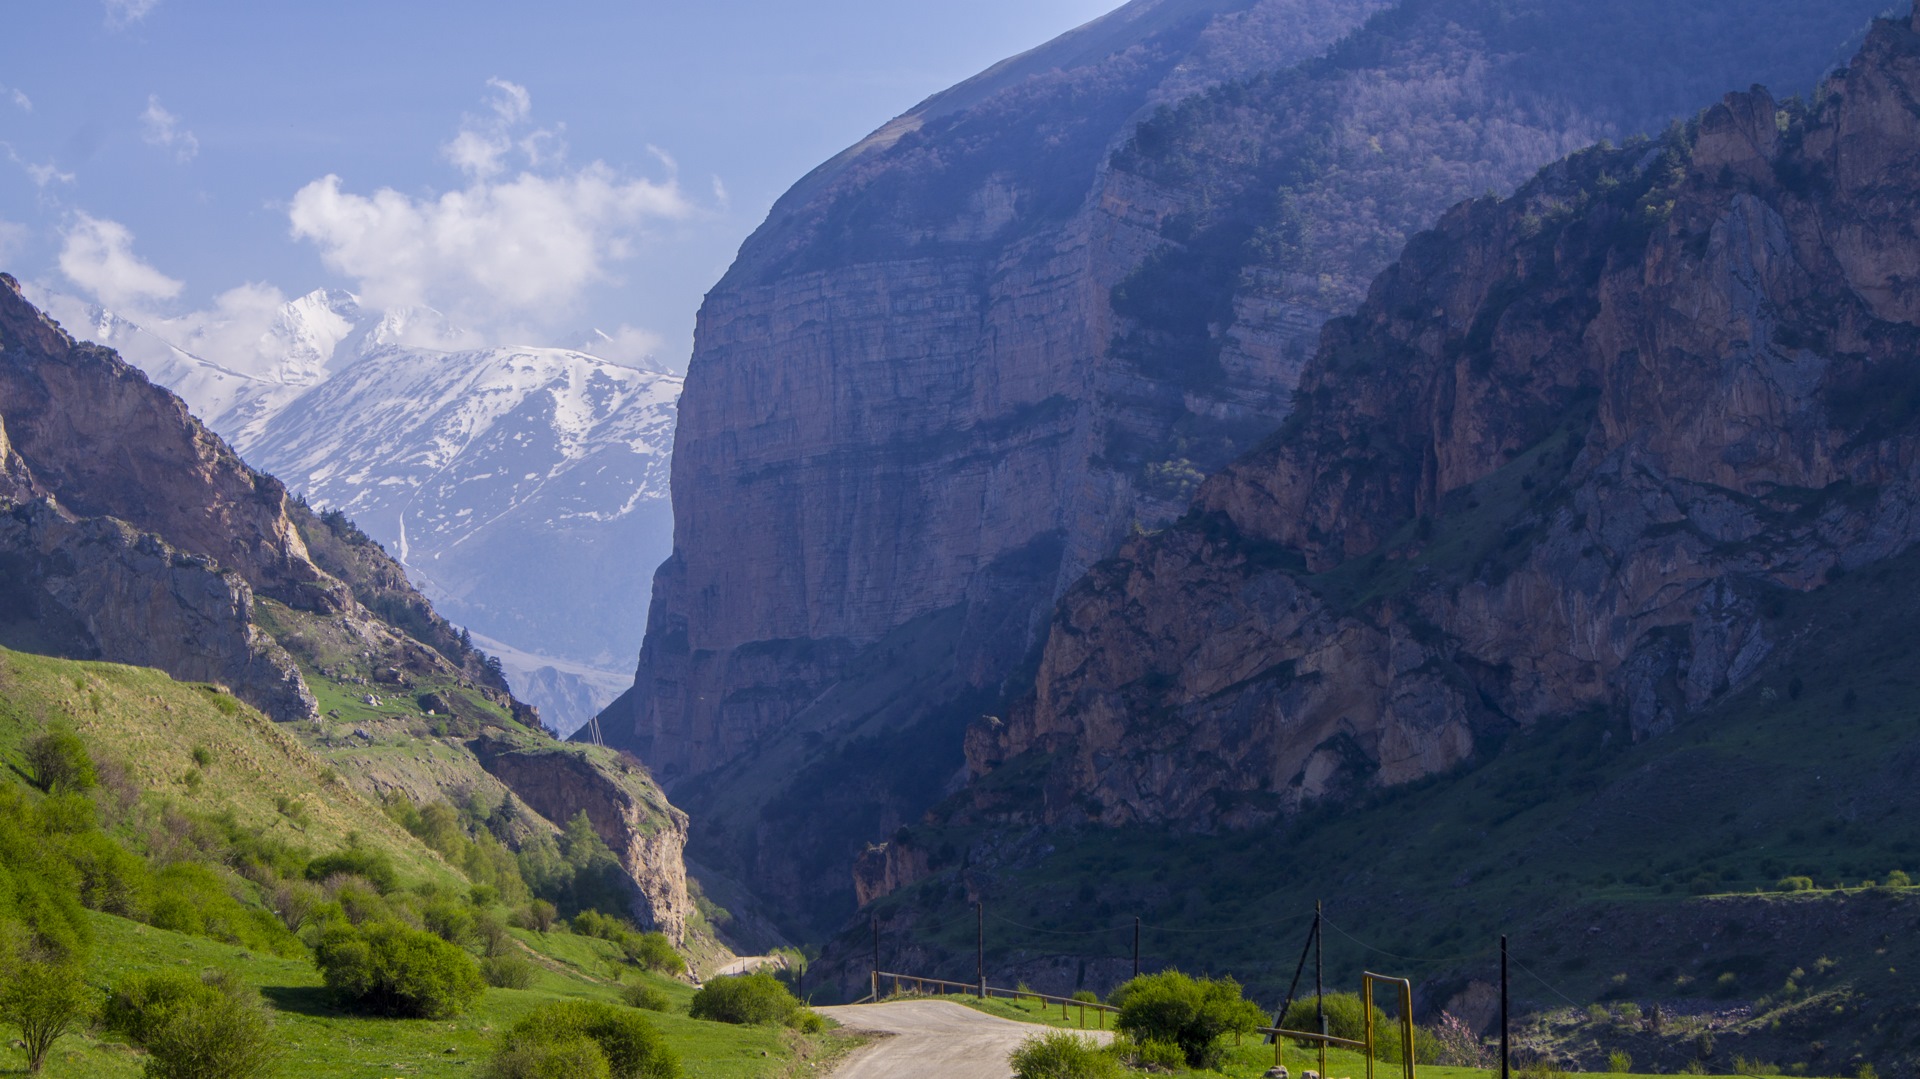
left=816, top=1000, right=1112, bottom=1079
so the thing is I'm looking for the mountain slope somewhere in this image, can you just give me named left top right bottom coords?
left=611, top=0, right=1894, bottom=938
left=836, top=10, right=1920, bottom=1072
left=0, top=275, right=695, bottom=940
left=40, top=288, right=681, bottom=731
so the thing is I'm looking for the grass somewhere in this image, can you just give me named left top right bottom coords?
left=0, top=646, right=847, bottom=1078
left=8, top=911, right=815, bottom=1079
left=0, top=647, right=462, bottom=890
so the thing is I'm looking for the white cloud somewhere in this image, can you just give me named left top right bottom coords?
left=141, top=95, right=199, bottom=162
left=588, top=324, right=669, bottom=369
left=58, top=213, right=183, bottom=309
left=3, top=86, right=30, bottom=112
left=295, top=80, right=690, bottom=330
left=103, top=0, right=160, bottom=28
left=4, top=144, right=74, bottom=187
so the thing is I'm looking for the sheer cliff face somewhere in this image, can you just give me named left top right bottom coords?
left=615, top=0, right=1893, bottom=931
left=973, top=11, right=1920, bottom=827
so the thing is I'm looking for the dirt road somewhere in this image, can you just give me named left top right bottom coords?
left=816, top=1000, right=1111, bottom=1079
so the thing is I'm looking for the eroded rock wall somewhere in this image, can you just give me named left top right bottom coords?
left=972, top=12, right=1920, bottom=826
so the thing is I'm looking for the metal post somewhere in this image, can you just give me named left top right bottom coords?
left=1500, top=936, right=1510, bottom=1079
left=1316, top=900, right=1327, bottom=1079
left=1134, top=916, right=1141, bottom=979
left=977, top=901, right=986, bottom=999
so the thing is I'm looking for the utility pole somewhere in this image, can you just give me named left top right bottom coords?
left=977, top=901, right=986, bottom=999
left=1133, top=917, right=1141, bottom=979
left=1316, top=900, right=1327, bottom=1079
left=1501, top=936, right=1511, bottom=1079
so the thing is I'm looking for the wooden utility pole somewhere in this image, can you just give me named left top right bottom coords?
left=976, top=901, right=986, bottom=999
left=1316, top=900, right=1327, bottom=1079
left=1501, top=935, right=1511, bottom=1079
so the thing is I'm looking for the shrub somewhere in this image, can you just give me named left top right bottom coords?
left=485, top=1036, right=612, bottom=1079
left=483, top=954, right=537, bottom=990
left=1113, top=971, right=1266, bottom=1069
left=1887, top=870, right=1913, bottom=888
left=689, top=971, right=808, bottom=1027
left=515, top=899, right=558, bottom=933
left=24, top=727, right=95, bottom=794
left=1610, top=1050, right=1635, bottom=1073
left=486, top=1000, right=679, bottom=1079
left=314, top=920, right=486, bottom=1018
left=626, top=932, right=686, bottom=976
left=1010, top=1030, right=1122, bottom=1079
left=1281, top=991, right=1380, bottom=1044
left=1116, top=1038, right=1185, bottom=1070
left=306, top=848, right=399, bottom=893
left=1774, top=876, right=1815, bottom=893
left=423, top=897, right=476, bottom=946
left=107, top=969, right=278, bottom=1079
left=623, top=984, right=673, bottom=1012
left=0, top=949, right=95, bottom=1074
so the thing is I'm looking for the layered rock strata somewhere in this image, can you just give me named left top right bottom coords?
left=971, top=10, right=1920, bottom=826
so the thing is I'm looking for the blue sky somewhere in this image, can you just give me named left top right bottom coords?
left=0, top=0, right=1119, bottom=366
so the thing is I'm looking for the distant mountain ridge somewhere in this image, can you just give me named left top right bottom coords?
left=34, top=287, right=680, bottom=733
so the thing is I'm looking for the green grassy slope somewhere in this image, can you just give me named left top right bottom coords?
left=0, top=647, right=847, bottom=1078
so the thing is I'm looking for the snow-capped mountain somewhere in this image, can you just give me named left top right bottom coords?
left=32, top=286, right=678, bottom=733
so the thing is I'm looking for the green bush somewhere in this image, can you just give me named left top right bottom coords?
left=1010, top=1030, right=1123, bottom=1079
left=24, top=727, right=95, bottom=794
left=689, top=970, right=809, bottom=1027
left=1774, top=876, right=1815, bottom=893
left=1118, top=1038, right=1185, bottom=1070
left=314, top=920, right=486, bottom=1018
left=622, top=984, right=674, bottom=1012
left=482, top=954, right=537, bottom=990
left=1281, top=992, right=1381, bottom=1044
left=626, top=932, right=686, bottom=976
left=423, top=897, right=476, bottom=946
left=0, top=947, right=95, bottom=1075
left=486, top=1000, right=679, bottom=1079
left=1114, top=971, right=1266, bottom=1069
left=306, top=848, right=399, bottom=893
left=106, top=969, right=278, bottom=1079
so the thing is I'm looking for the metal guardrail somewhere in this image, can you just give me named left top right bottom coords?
left=865, top=970, right=1120, bottom=1029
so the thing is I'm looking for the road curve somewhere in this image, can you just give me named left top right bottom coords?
left=817, top=1000, right=1112, bottom=1079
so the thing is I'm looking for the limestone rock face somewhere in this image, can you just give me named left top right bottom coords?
left=605, top=0, right=1894, bottom=933
left=973, top=14, right=1920, bottom=826
left=0, top=276, right=338, bottom=613
left=474, top=738, right=693, bottom=942
left=0, top=499, right=316, bottom=721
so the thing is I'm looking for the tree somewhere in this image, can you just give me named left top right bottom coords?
left=1114, top=971, right=1266, bottom=1069
left=0, top=949, right=96, bottom=1074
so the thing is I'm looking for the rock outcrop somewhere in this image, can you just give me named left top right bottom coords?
left=474, top=737, right=693, bottom=942
left=603, top=0, right=1892, bottom=934
left=0, top=499, right=316, bottom=721
left=969, top=11, right=1920, bottom=826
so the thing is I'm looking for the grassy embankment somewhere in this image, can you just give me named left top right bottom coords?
left=0, top=646, right=854, bottom=1077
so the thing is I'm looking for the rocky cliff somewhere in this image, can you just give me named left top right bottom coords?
left=969, top=9, right=1920, bottom=827
left=607, top=0, right=1892, bottom=934
left=0, top=276, right=699, bottom=940
left=474, top=737, right=694, bottom=942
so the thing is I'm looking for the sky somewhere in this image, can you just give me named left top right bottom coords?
left=0, top=0, right=1120, bottom=369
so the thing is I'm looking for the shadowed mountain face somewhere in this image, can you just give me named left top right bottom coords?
left=607, top=0, right=1894, bottom=936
